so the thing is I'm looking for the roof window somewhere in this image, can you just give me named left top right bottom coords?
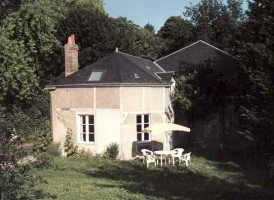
left=134, top=73, right=140, bottom=79
left=88, top=71, right=104, bottom=81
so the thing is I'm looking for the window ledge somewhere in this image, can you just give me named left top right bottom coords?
left=136, top=140, right=151, bottom=144
left=78, top=142, right=95, bottom=145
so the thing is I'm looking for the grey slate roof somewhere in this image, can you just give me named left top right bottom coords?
left=155, top=72, right=174, bottom=82
left=46, top=40, right=238, bottom=89
left=155, top=40, right=238, bottom=77
left=46, top=52, right=168, bottom=88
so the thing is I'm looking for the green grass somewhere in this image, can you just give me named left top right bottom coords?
left=33, top=152, right=274, bottom=200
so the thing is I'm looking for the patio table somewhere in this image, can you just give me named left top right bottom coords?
left=154, top=150, right=174, bottom=166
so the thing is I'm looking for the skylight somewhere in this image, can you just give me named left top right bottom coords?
left=88, top=71, right=104, bottom=81
left=134, top=73, right=140, bottom=79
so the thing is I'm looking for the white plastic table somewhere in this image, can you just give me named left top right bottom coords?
left=154, top=150, right=174, bottom=166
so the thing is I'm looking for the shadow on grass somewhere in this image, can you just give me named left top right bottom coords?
left=83, top=160, right=273, bottom=200
left=190, top=147, right=274, bottom=191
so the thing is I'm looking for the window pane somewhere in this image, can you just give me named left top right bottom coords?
left=82, top=125, right=86, bottom=133
left=89, top=134, right=94, bottom=142
left=144, top=115, right=149, bottom=123
left=81, top=133, right=86, bottom=142
left=88, top=71, right=103, bottom=81
left=144, top=132, right=149, bottom=140
left=137, top=115, right=141, bottom=123
left=82, top=116, right=86, bottom=124
left=137, top=124, right=142, bottom=132
left=144, top=123, right=149, bottom=128
left=89, top=115, right=94, bottom=124
left=89, top=125, right=94, bottom=133
left=137, top=133, right=141, bottom=141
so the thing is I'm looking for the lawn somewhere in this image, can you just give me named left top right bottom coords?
left=33, top=151, right=274, bottom=200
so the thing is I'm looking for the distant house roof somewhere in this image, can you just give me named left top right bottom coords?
left=155, top=40, right=238, bottom=74
left=46, top=52, right=169, bottom=89
left=155, top=72, right=174, bottom=82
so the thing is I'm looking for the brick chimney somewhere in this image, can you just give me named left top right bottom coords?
left=64, top=34, right=79, bottom=77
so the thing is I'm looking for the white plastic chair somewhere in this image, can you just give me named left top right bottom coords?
left=180, top=152, right=191, bottom=166
left=171, top=148, right=184, bottom=165
left=141, top=149, right=157, bottom=168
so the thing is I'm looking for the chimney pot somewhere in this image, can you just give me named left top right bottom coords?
left=71, top=34, right=75, bottom=44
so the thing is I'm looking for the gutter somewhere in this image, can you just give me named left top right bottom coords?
left=44, top=83, right=170, bottom=90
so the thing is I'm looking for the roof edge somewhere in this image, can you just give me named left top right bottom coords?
left=45, top=83, right=170, bottom=89
left=155, top=40, right=201, bottom=62
left=198, top=40, right=238, bottom=60
left=153, top=61, right=166, bottom=72
left=155, top=40, right=238, bottom=62
left=117, top=51, right=152, bottom=62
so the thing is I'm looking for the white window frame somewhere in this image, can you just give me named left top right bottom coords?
left=78, top=115, right=95, bottom=144
left=136, top=114, right=151, bottom=142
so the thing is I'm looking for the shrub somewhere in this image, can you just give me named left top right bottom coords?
left=64, top=129, right=77, bottom=157
left=34, top=153, right=53, bottom=169
left=105, top=143, right=119, bottom=159
left=31, top=119, right=52, bottom=153
left=46, top=143, right=61, bottom=157
left=77, top=148, right=93, bottom=159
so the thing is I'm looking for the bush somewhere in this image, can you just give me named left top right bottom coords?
left=64, top=129, right=77, bottom=157
left=46, top=143, right=61, bottom=157
left=105, top=143, right=119, bottom=159
left=77, top=148, right=93, bottom=159
left=34, top=153, right=53, bottom=169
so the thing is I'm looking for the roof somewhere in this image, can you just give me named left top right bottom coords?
left=46, top=52, right=168, bottom=89
left=155, top=72, right=174, bottom=82
left=155, top=40, right=238, bottom=74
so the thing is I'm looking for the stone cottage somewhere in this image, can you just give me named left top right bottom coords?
left=45, top=35, right=174, bottom=159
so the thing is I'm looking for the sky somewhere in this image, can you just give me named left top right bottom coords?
left=104, top=0, right=248, bottom=31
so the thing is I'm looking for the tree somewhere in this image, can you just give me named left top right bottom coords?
left=68, top=0, right=105, bottom=13
left=0, top=107, right=39, bottom=200
left=0, top=0, right=20, bottom=19
left=0, top=0, right=67, bottom=103
left=184, top=0, right=244, bottom=54
left=158, top=16, right=193, bottom=56
left=114, top=17, right=162, bottom=60
left=57, top=6, right=117, bottom=68
left=235, top=0, right=274, bottom=151
left=144, top=23, right=155, bottom=33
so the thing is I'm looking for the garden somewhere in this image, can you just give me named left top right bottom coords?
left=31, top=146, right=274, bottom=200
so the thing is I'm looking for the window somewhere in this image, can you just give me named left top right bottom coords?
left=136, top=114, right=150, bottom=142
left=88, top=71, right=104, bottom=81
left=80, top=115, right=94, bottom=143
left=134, top=73, right=140, bottom=78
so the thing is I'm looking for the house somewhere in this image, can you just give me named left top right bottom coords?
left=45, top=36, right=239, bottom=159
left=155, top=40, right=239, bottom=149
left=45, top=35, right=174, bottom=159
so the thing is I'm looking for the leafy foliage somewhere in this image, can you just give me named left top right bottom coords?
left=34, top=153, right=53, bottom=169
left=173, top=60, right=234, bottom=120
left=114, top=17, right=162, bottom=60
left=184, top=0, right=244, bottom=54
left=64, top=128, right=77, bottom=157
left=46, top=143, right=61, bottom=157
left=144, top=23, right=155, bottom=33
left=235, top=0, right=274, bottom=149
left=105, top=143, right=119, bottom=159
left=57, top=6, right=117, bottom=68
left=158, top=16, right=194, bottom=56
left=0, top=0, right=66, bottom=103
left=0, top=107, right=42, bottom=199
